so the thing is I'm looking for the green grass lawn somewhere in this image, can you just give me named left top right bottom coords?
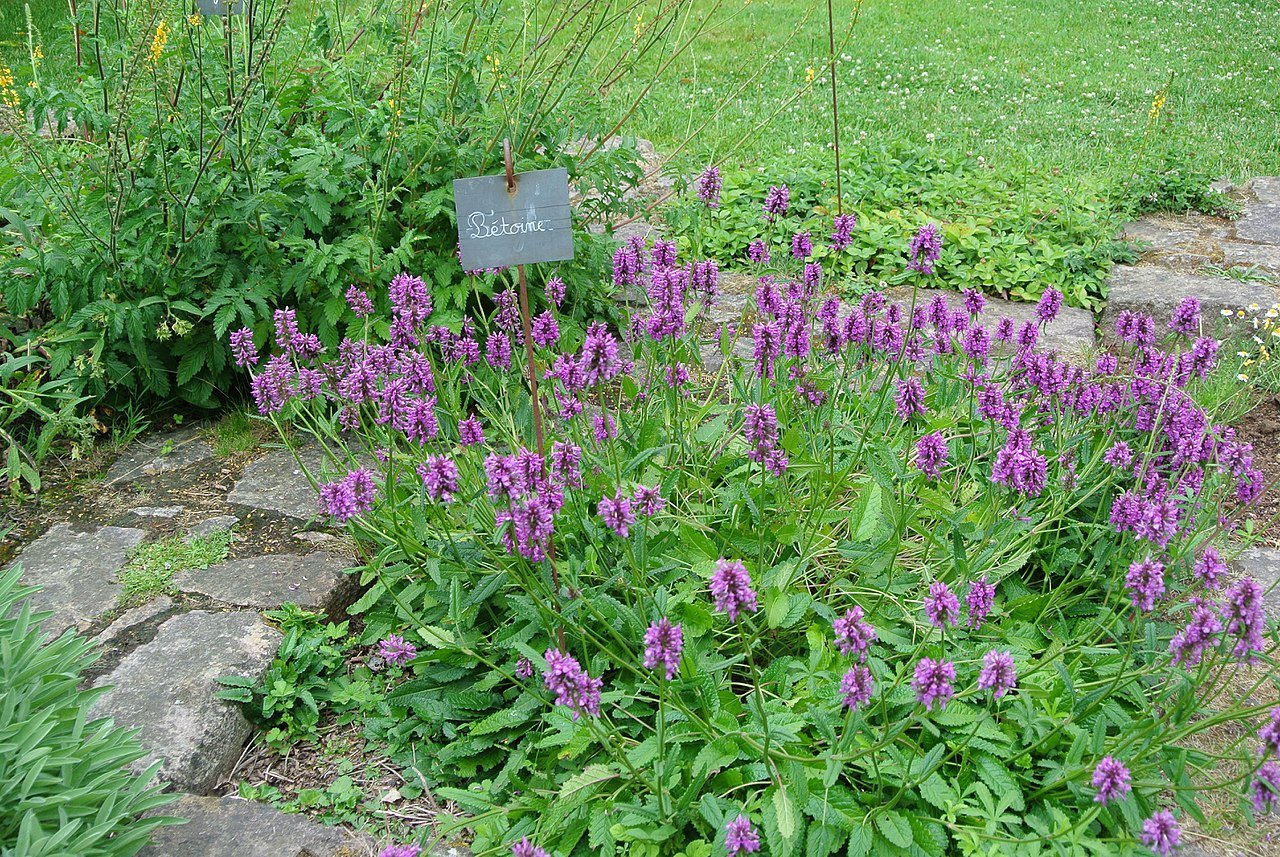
left=0, top=0, right=65, bottom=73
left=614, top=0, right=1280, bottom=189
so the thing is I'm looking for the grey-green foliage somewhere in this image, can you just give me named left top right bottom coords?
left=0, top=566, right=179, bottom=856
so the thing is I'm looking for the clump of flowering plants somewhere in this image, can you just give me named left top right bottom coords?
left=235, top=205, right=1278, bottom=856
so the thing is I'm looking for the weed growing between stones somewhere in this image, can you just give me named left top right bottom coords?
left=230, top=188, right=1278, bottom=856
left=120, top=529, right=232, bottom=604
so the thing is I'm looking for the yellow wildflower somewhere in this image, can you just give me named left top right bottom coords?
left=1148, top=90, right=1166, bottom=121
left=805, top=66, right=816, bottom=84
left=150, top=21, right=171, bottom=65
left=189, top=14, right=202, bottom=26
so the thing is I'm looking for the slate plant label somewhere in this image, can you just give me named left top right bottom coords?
left=196, top=0, right=243, bottom=14
left=454, top=167, right=574, bottom=271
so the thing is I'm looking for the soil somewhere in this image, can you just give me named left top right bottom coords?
left=1234, top=394, right=1280, bottom=547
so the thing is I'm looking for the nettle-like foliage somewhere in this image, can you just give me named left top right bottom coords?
left=0, top=567, right=177, bottom=855
left=239, top=185, right=1279, bottom=857
left=0, top=0, right=679, bottom=420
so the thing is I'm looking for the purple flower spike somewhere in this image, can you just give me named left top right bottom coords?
left=1125, top=556, right=1165, bottom=612
left=913, top=432, right=949, bottom=479
left=966, top=577, right=996, bottom=628
left=724, top=816, right=761, bottom=857
left=710, top=559, right=758, bottom=622
left=696, top=165, right=722, bottom=208
left=978, top=650, right=1016, bottom=699
left=1253, top=761, right=1280, bottom=814
left=598, top=490, right=635, bottom=538
left=762, top=185, right=790, bottom=220
left=833, top=606, right=877, bottom=661
left=1139, top=810, right=1179, bottom=857
left=643, top=618, right=683, bottom=680
left=1091, top=756, right=1131, bottom=805
left=907, top=222, right=942, bottom=275
left=511, top=839, right=550, bottom=857
left=911, top=657, right=956, bottom=711
left=923, top=581, right=960, bottom=629
left=1035, top=287, right=1063, bottom=324
left=378, top=635, right=416, bottom=666
left=319, top=468, right=377, bottom=523
left=230, top=327, right=258, bottom=367
left=542, top=649, right=602, bottom=719
left=378, top=845, right=422, bottom=857
left=839, top=665, right=874, bottom=711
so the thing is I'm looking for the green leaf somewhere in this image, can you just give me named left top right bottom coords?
left=873, top=811, right=911, bottom=849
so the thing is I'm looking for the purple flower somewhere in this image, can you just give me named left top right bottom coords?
left=1139, top=810, right=1179, bottom=857
left=991, top=429, right=1048, bottom=497
left=894, top=377, right=927, bottom=420
left=791, top=231, right=813, bottom=260
left=747, top=239, right=770, bottom=266
left=913, top=432, right=949, bottom=479
left=388, top=272, right=432, bottom=328
left=978, top=650, right=1016, bottom=699
left=515, top=657, right=534, bottom=679
left=1035, top=288, right=1063, bottom=324
left=633, top=484, right=664, bottom=516
left=580, top=322, right=622, bottom=385
left=532, top=310, right=560, bottom=349
left=752, top=320, right=782, bottom=380
left=696, top=165, right=722, bottom=208
left=762, top=185, right=790, bottom=220
left=833, top=606, right=877, bottom=660
left=966, top=577, right=996, bottom=628
left=724, top=816, right=760, bottom=857
left=1125, top=556, right=1166, bottom=612
left=923, top=581, right=960, bottom=629
left=839, top=665, right=875, bottom=710
left=962, top=288, right=986, bottom=317
left=459, top=415, right=485, bottom=446
left=1193, top=546, right=1227, bottom=589
left=598, top=490, right=636, bottom=538
left=912, top=657, right=956, bottom=711
left=592, top=412, right=617, bottom=444
left=378, top=845, right=422, bottom=857
left=378, top=634, right=416, bottom=666
left=1222, top=576, right=1264, bottom=660
left=711, top=559, right=758, bottom=621
left=830, top=213, right=856, bottom=251
left=251, top=357, right=293, bottom=413
left=1169, top=598, right=1223, bottom=668
left=545, top=275, right=566, bottom=306
left=643, top=618, right=683, bottom=679
left=1104, top=441, right=1133, bottom=469
left=542, top=649, right=602, bottom=719
left=1091, top=756, right=1131, bottom=805
left=1253, top=761, right=1280, bottom=814
left=230, top=327, right=258, bottom=367
left=743, top=403, right=780, bottom=462
left=907, top=223, right=942, bottom=275
left=319, top=468, right=377, bottom=523
left=1169, top=296, right=1201, bottom=335
left=417, top=456, right=459, bottom=502
left=1260, top=707, right=1280, bottom=757
left=511, top=839, right=549, bottom=857
left=346, top=285, right=374, bottom=317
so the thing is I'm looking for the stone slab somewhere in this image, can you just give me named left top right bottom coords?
left=1236, top=201, right=1280, bottom=245
left=90, top=611, right=281, bottom=793
left=131, top=505, right=186, bottom=519
left=1248, top=177, right=1280, bottom=205
left=1221, top=240, right=1280, bottom=276
left=93, top=596, right=174, bottom=649
left=138, top=795, right=373, bottom=857
left=1102, top=265, right=1280, bottom=337
left=174, top=551, right=357, bottom=614
left=229, top=446, right=327, bottom=520
left=1236, top=547, right=1280, bottom=619
left=189, top=515, right=240, bottom=539
left=885, top=286, right=1097, bottom=354
left=105, top=427, right=214, bottom=486
left=6, top=523, right=146, bottom=634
